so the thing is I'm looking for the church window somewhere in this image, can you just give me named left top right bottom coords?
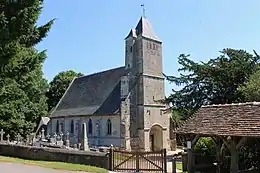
left=56, top=120, right=59, bottom=133
left=130, top=46, right=132, bottom=52
left=107, top=119, right=112, bottom=135
left=88, top=119, right=93, bottom=135
left=60, top=122, right=64, bottom=133
left=71, top=120, right=74, bottom=134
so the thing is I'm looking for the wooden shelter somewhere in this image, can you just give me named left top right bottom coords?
left=176, top=102, right=260, bottom=173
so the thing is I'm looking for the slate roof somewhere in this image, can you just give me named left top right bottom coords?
left=177, top=102, right=260, bottom=137
left=51, top=67, right=128, bottom=118
left=125, top=17, right=160, bottom=41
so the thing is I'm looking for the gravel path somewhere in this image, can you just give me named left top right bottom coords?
left=0, top=162, right=87, bottom=173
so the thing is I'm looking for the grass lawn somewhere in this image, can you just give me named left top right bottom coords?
left=0, top=156, right=108, bottom=173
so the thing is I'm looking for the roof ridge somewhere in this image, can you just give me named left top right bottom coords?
left=202, top=101, right=260, bottom=108
left=77, top=66, right=125, bottom=79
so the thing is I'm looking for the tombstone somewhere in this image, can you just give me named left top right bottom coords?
left=16, top=133, right=21, bottom=144
left=0, top=129, right=5, bottom=142
left=65, top=131, right=70, bottom=147
left=60, top=132, right=64, bottom=141
left=56, top=134, right=63, bottom=146
left=41, top=128, right=45, bottom=141
left=81, top=123, right=89, bottom=151
left=26, top=135, right=30, bottom=145
left=6, top=134, right=10, bottom=143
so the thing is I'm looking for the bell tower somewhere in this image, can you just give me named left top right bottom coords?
left=124, top=15, right=170, bottom=151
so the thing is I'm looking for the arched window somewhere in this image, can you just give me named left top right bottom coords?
left=56, top=120, right=59, bottom=133
left=107, top=119, right=112, bottom=135
left=71, top=120, right=74, bottom=134
left=88, top=119, right=93, bottom=135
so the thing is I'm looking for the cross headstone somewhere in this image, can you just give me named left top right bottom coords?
left=81, top=123, right=89, bottom=151
left=65, top=131, right=70, bottom=147
left=53, top=132, right=57, bottom=140
left=60, top=132, right=64, bottom=141
left=41, top=128, right=45, bottom=140
left=16, top=133, right=21, bottom=144
left=0, top=129, right=5, bottom=142
left=6, top=134, right=10, bottom=143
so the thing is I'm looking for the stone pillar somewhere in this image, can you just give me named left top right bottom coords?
left=162, top=128, right=168, bottom=149
left=144, top=128, right=150, bottom=151
left=81, top=123, right=89, bottom=151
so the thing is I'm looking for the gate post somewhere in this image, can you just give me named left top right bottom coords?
left=136, top=151, right=140, bottom=172
left=108, top=148, right=113, bottom=171
left=163, top=149, right=167, bottom=173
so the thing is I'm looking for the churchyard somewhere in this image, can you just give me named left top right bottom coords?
left=0, top=126, right=184, bottom=173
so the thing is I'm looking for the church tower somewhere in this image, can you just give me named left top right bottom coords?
left=124, top=16, right=171, bottom=151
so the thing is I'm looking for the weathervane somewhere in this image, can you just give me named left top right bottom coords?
left=141, top=4, right=146, bottom=18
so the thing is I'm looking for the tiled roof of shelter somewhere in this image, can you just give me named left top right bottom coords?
left=177, top=102, right=260, bottom=137
left=125, top=17, right=160, bottom=41
left=51, top=66, right=128, bottom=117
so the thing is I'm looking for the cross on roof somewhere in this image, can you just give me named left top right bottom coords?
left=141, top=4, right=146, bottom=18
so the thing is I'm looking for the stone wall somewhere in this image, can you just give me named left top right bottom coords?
left=0, top=143, right=109, bottom=169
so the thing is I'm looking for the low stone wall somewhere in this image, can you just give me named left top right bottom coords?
left=0, top=143, right=109, bottom=169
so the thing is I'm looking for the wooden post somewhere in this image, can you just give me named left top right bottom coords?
left=187, top=140, right=194, bottom=173
left=230, top=138, right=238, bottom=173
left=108, top=148, right=113, bottom=171
left=163, top=149, right=167, bottom=173
left=136, top=151, right=140, bottom=172
left=212, top=137, right=222, bottom=173
left=171, top=156, right=176, bottom=173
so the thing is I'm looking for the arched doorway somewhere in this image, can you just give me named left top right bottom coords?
left=149, top=124, right=163, bottom=151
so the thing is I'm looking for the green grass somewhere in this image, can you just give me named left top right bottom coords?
left=0, top=156, right=108, bottom=173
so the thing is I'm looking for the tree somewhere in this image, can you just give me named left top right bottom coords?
left=165, top=49, right=260, bottom=170
left=46, top=70, right=83, bottom=111
left=165, top=49, right=260, bottom=119
left=237, top=69, right=260, bottom=102
left=0, top=0, right=54, bottom=138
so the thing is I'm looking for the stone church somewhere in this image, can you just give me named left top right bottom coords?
left=47, top=16, right=175, bottom=151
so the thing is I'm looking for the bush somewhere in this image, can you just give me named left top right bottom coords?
left=194, top=137, right=216, bottom=157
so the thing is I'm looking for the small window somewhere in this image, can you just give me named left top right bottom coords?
left=71, top=120, right=74, bottom=134
left=149, top=43, right=152, bottom=49
left=88, top=119, right=93, bottom=135
left=56, top=120, right=59, bottom=133
left=153, top=43, right=155, bottom=50
left=130, top=46, right=132, bottom=52
left=107, top=119, right=112, bottom=135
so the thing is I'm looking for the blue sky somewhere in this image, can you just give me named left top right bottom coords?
left=37, top=0, right=260, bottom=96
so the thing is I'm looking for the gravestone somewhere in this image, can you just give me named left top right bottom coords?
left=0, top=129, right=5, bottom=142
left=6, top=134, right=10, bottom=143
left=81, top=123, right=89, bottom=151
left=65, top=131, right=70, bottom=147
left=41, top=128, right=45, bottom=141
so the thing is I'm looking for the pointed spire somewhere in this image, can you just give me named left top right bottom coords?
left=135, top=17, right=160, bottom=41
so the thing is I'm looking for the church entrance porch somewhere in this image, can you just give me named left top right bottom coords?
left=149, top=125, right=163, bottom=151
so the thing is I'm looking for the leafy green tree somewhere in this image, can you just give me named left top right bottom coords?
left=165, top=49, right=260, bottom=119
left=0, top=0, right=54, bottom=138
left=46, top=70, right=84, bottom=111
left=238, top=69, right=260, bottom=102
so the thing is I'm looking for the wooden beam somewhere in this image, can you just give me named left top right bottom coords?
left=219, top=136, right=230, bottom=149
left=236, top=137, right=247, bottom=150
left=192, top=135, right=200, bottom=147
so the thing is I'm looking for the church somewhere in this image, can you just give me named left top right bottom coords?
left=47, top=15, right=176, bottom=151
